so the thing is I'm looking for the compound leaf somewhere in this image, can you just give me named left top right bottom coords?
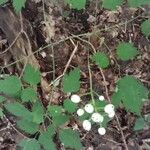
left=13, top=0, right=26, bottom=12
left=18, top=139, right=40, bottom=150
left=102, top=0, right=123, bottom=10
left=63, top=68, right=80, bottom=93
left=47, top=124, right=56, bottom=137
left=39, top=132, right=56, bottom=150
left=145, top=114, right=150, bottom=122
left=128, top=0, right=150, bottom=7
left=0, top=0, right=8, bottom=5
left=23, top=64, right=41, bottom=86
left=65, top=0, right=86, bottom=10
left=0, top=96, right=5, bottom=103
left=141, top=19, right=150, bottom=37
left=0, top=108, right=3, bottom=118
left=52, top=114, right=70, bottom=127
left=112, top=76, right=149, bottom=115
left=32, top=101, right=44, bottom=124
left=0, top=76, right=21, bottom=97
left=134, top=117, right=146, bottom=131
left=48, top=105, right=63, bottom=117
left=59, top=129, right=83, bottom=150
left=17, top=119, right=39, bottom=134
left=5, top=102, right=32, bottom=121
left=63, top=99, right=77, bottom=113
left=91, top=52, right=109, bottom=69
left=21, top=87, right=37, bottom=103
left=116, top=42, right=138, bottom=61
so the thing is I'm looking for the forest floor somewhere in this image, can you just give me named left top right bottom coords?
left=0, top=0, right=150, bottom=150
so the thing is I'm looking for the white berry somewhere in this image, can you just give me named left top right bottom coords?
left=77, top=109, right=84, bottom=116
left=104, top=104, right=115, bottom=114
left=99, top=95, right=105, bottom=101
left=83, top=120, right=91, bottom=131
left=98, top=127, right=106, bottom=135
left=84, top=104, right=94, bottom=113
left=40, top=51, right=46, bottom=58
left=91, top=113, right=104, bottom=123
left=108, top=110, right=115, bottom=118
left=70, top=95, right=81, bottom=103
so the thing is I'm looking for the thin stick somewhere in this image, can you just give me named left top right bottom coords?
left=51, top=46, right=56, bottom=80
left=3, top=114, right=28, bottom=139
left=87, top=54, right=95, bottom=107
left=0, top=32, right=21, bottom=55
left=63, top=39, right=78, bottom=75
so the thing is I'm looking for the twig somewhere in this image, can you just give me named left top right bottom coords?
left=99, top=68, right=110, bottom=101
left=19, top=12, right=24, bottom=31
left=71, top=34, right=96, bottom=53
left=51, top=46, right=56, bottom=80
left=102, top=137, right=121, bottom=145
left=87, top=53, right=96, bottom=107
left=3, top=114, right=28, bottom=139
left=115, top=114, right=129, bottom=150
left=62, top=39, right=78, bottom=75
left=49, top=39, right=78, bottom=87
left=0, top=32, right=21, bottom=55
left=102, top=42, right=121, bottom=77
left=42, top=0, right=46, bottom=22
left=19, top=59, right=27, bottom=79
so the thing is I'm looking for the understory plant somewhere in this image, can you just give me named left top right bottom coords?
left=0, top=0, right=150, bottom=150
left=0, top=46, right=149, bottom=149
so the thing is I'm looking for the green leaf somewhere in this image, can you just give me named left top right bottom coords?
left=0, top=0, right=8, bottom=5
left=101, top=116, right=111, bottom=128
left=0, top=96, right=5, bottom=103
left=0, top=108, right=4, bottom=118
left=39, top=132, right=56, bottom=150
left=12, top=0, right=26, bottom=12
left=17, top=119, right=39, bottom=134
left=5, top=102, right=33, bottom=121
left=0, top=76, right=21, bottom=97
left=95, top=100, right=107, bottom=109
left=91, top=52, right=109, bottom=69
left=112, top=76, right=149, bottom=115
left=63, top=68, right=80, bottom=93
left=65, top=0, right=86, bottom=10
left=32, top=101, right=44, bottom=124
left=53, top=114, right=70, bottom=127
left=59, top=129, right=83, bottom=150
left=102, top=0, right=123, bottom=10
left=18, top=139, right=41, bottom=150
left=112, top=91, right=122, bottom=107
left=134, top=117, right=146, bottom=131
left=141, top=19, right=150, bottom=37
left=48, top=106, right=70, bottom=126
left=48, top=105, right=63, bottom=117
left=21, top=87, right=37, bottom=103
left=79, top=112, right=90, bottom=121
left=23, top=64, right=41, bottom=86
left=116, top=42, right=138, bottom=61
left=63, top=99, right=77, bottom=113
left=128, top=0, right=150, bottom=7
left=47, top=125, right=56, bottom=137
left=145, top=114, right=150, bottom=122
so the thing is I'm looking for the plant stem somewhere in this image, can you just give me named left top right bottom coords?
left=87, top=54, right=95, bottom=107
left=79, top=92, right=91, bottom=97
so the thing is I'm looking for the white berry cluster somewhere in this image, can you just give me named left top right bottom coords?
left=70, top=94, right=115, bottom=135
